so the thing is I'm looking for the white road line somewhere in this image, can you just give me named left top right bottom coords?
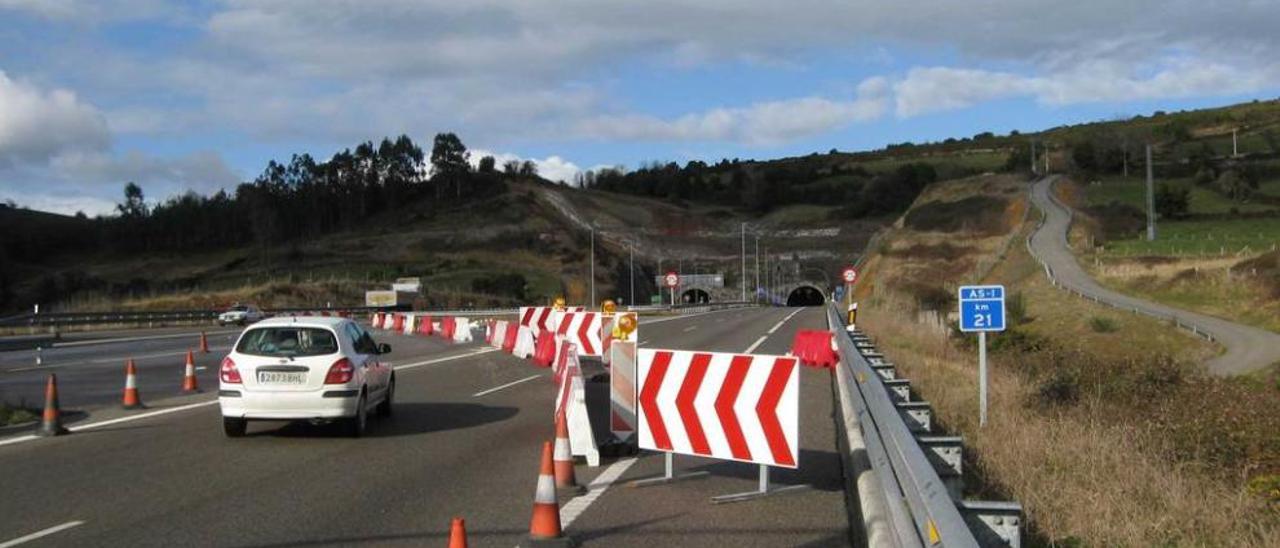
left=767, top=308, right=805, bottom=334
left=472, top=374, right=541, bottom=397
left=394, top=347, right=497, bottom=371
left=0, top=347, right=498, bottom=449
left=560, top=457, right=639, bottom=529
left=0, top=521, right=85, bottom=547
left=640, top=307, right=745, bottom=325
left=743, top=336, right=768, bottom=354
left=682, top=325, right=697, bottom=333
left=90, top=348, right=229, bottom=364
left=5, top=365, right=63, bottom=373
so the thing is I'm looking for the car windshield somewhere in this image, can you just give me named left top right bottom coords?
left=236, top=327, right=338, bottom=357
left=228, top=305, right=248, bottom=312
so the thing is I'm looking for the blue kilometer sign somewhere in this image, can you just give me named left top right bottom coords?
left=958, top=285, right=1006, bottom=332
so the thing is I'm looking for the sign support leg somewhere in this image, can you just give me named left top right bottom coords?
left=626, top=452, right=709, bottom=488
left=979, top=331, right=988, bottom=428
left=710, top=464, right=811, bottom=504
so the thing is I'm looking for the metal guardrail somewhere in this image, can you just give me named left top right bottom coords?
left=1026, top=178, right=1216, bottom=343
left=827, top=304, right=979, bottom=547
left=2, top=300, right=760, bottom=329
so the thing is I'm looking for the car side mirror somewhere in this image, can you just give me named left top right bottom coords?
left=378, top=343, right=391, bottom=355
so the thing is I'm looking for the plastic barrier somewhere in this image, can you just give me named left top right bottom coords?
left=554, top=342, right=600, bottom=466
left=790, top=329, right=839, bottom=368
left=452, top=317, right=473, bottom=343
left=532, top=330, right=557, bottom=367
left=402, top=314, right=417, bottom=335
left=392, top=314, right=405, bottom=333
left=512, top=325, right=536, bottom=359
left=441, top=317, right=456, bottom=341
left=490, top=321, right=508, bottom=349
left=502, top=322, right=519, bottom=353
left=419, top=314, right=434, bottom=336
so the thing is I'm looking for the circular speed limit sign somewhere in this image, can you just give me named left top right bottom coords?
left=664, top=271, right=680, bottom=288
left=841, top=266, right=858, bottom=284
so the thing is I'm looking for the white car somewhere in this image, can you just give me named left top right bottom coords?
left=218, top=316, right=394, bottom=437
left=218, top=304, right=264, bottom=326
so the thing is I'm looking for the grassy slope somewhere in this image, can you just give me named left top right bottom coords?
left=1060, top=177, right=1280, bottom=334
left=854, top=174, right=1279, bottom=546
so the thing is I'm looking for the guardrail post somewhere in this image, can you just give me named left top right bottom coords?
left=918, top=436, right=964, bottom=500
left=882, top=379, right=911, bottom=403
left=895, top=402, right=932, bottom=434
left=959, top=501, right=1023, bottom=548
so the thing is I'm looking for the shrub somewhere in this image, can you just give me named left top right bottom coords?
left=1007, top=291, right=1028, bottom=324
left=1089, top=316, right=1119, bottom=333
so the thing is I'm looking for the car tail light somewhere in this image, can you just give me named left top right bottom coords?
left=220, top=357, right=242, bottom=383
left=325, top=358, right=354, bottom=384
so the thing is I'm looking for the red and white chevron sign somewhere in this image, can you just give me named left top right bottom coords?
left=554, top=312, right=603, bottom=357
left=637, top=349, right=799, bottom=468
left=519, top=307, right=557, bottom=332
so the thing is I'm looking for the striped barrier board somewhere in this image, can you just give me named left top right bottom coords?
left=638, top=349, right=799, bottom=468
left=553, top=312, right=604, bottom=357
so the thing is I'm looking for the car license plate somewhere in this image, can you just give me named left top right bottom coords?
left=258, top=371, right=306, bottom=385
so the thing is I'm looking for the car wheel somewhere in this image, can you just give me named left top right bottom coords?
left=345, top=392, right=368, bottom=438
left=223, top=417, right=247, bottom=438
left=375, top=378, right=394, bottom=418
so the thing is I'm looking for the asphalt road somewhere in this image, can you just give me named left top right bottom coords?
left=1029, top=176, right=1280, bottom=375
left=0, top=306, right=850, bottom=547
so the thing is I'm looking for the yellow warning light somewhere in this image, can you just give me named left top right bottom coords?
left=602, top=299, right=617, bottom=314
left=613, top=313, right=637, bottom=341
left=553, top=297, right=567, bottom=310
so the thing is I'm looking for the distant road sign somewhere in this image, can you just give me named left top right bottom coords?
left=840, top=266, right=858, bottom=284
left=958, top=285, right=1006, bottom=332
left=664, top=272, right=680, bottom=288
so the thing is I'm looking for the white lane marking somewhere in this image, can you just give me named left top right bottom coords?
left=90, top=348, right=228, bottom=364
left=394, top=347, right=498, bottom=371
left=0, top=347, right=498, bottom=448
left=472, top=374, right=541, bottom=397
left=5, top=365, right=63, bottom=373
left=195, top=366, right=207, bottom=371
left=560, top=457, right=639, bottom=529
left=640, top=307, right=746, bottom=325
left=743, top=336, right=768, bottom=354
left=682, top=326, right=697, bottom=333
left=767, top=308, right=805, bottom=334
left=0, top=521, right=85, bottom=547
left=53, top=329, right=239, bottom=349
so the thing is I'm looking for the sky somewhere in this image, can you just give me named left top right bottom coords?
left=1, top=0, right=1279, bottom=216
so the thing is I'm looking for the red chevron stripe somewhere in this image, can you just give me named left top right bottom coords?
left=557, top=313, right=574, bottom=337
left=577, top=312, right=597, bottom=355
left=716, top=355, right=753, bottom=461
left=640, top=351, right=674, bottom=450
left=756, top=357, right=796, bottom=466
left=521, top=307, right=535, bottom=326
left=676, top=353, right=712, bottom=455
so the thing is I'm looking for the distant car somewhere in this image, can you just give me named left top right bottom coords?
left=218, top=316, right=394, bottom=438
left=218, top=304, right=263, bottom=326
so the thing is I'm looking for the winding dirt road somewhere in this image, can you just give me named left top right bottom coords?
left=1028, top=176, right=1280, bottom=375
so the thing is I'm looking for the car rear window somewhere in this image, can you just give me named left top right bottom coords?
left=236, top=327, right=339, bottom=357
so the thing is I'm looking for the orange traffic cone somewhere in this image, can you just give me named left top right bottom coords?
left=122, top=359, right=144, bottom=409
left=448, top=517, right=468, bottom=548
left=519, top=441, right=575, bottom=547
left=182, top=350, right=200, bottom=393
left=199, top=332, right=210, bottom=353
left=554, top=412, right=585, bottom=494
left=35, top=374, right=68, bottom=437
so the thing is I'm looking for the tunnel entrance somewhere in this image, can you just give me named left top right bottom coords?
left=786, top=286, right=826, bottom=307
left=681, top=288, right=711, bottom=304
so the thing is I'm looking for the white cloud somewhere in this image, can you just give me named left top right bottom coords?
left=894, top=58, right=1280, bottom=117
left=0, top=71, right=111, bottom=166
left=49, top=150, right=242, bottom=193
left=575, top=77, right=889, bottom=144
left=0, top=0, right=178, bottom=22
left=469, top=149, right=603, bottom=184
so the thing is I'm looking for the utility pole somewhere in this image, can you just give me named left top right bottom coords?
left=740, top=223, right=747, bottom=302
left=1146, top=144, right=1156, bottom=241
left=590, top=227, right=596, bottom=306
left=1122, top=139, right=1129, bottom=178
left=754, top=235, right=760, bottom=304
left=1030, top=141, right=1037, bottom=175
left=1043, top=146, right=1049, bottom=174
left=1233, top=129, right=1239, bottom=157
left=629, top=243, right=635, bottom=307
